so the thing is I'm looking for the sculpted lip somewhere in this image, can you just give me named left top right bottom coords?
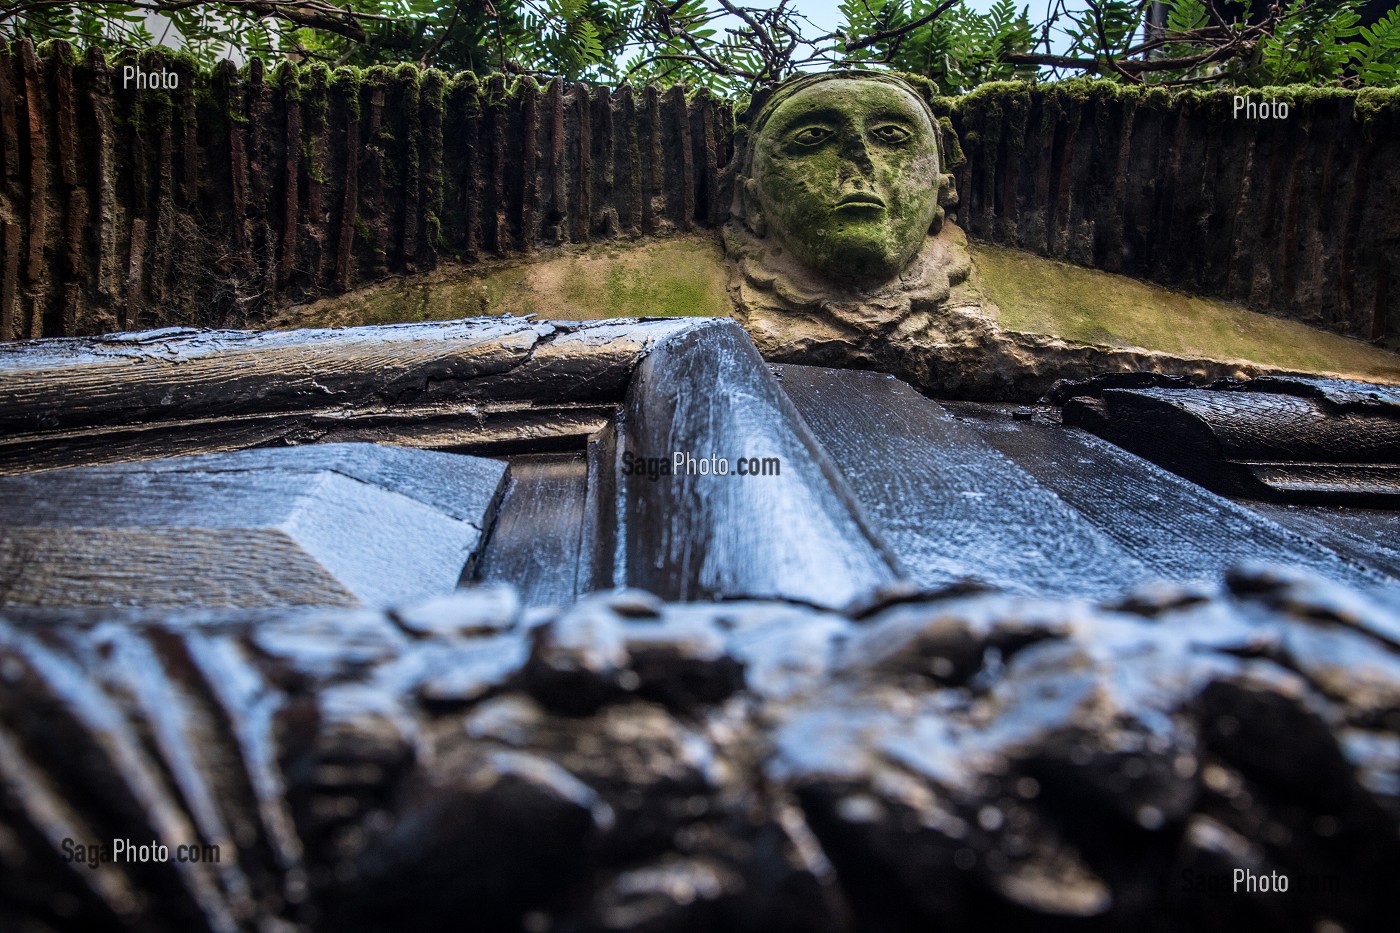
left=835, top=192, right=886, bottom=210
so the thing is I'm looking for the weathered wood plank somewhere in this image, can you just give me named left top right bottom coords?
left=1238, top=375, right=1400, bottom=410
left=472, top=453, right=588, bottom=608
left=578, top=419, right=619, bottom=595
left=1094, top=388, right=1400, bottom=462
left=944, top=402, right=1395, bottom=589
left=1244, top=501, right=1400, bottom=580
left=0, top=317, right=705, bottom=434
left=780, top=366, right=1153, bottom=597
left=0, top=443, right=507, bottom=609
left=0, top=403, right=612, bottom=475
left=1064, top=386, right=1400, bottom=501
left=613, top=323, right=898, bottom=607
left=1241, top=463, right=1400, bottom=501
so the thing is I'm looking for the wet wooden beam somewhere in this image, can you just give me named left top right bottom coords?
left=609, top=321, right=898, bottom=607
left=0, top=318, right=710, bottom=473
left=780, top=366, right=1152, bottom=598
left=0, top=444, right=507, bottom=609
left=945, top=400, right=1394, bottom=589
left=472, top=453, right=589, bottom=607
left=1064, top=386, right=1400, bottom=503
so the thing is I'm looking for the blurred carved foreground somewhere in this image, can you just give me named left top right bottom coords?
left=2, top=567, right=1398, bottom=932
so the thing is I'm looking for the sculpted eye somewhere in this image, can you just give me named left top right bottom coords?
left=872, top=123, right=913, bottom=144
left=791, top=126, right=833, bottom=146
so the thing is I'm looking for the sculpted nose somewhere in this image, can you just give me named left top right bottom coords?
left=837, top=133, right=875, bottom=181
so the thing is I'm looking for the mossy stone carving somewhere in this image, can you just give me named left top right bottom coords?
left=724, top=72, right=973, bottom=376
left=743, top=76, right=943, bottom=282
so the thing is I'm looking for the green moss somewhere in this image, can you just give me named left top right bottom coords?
left=330, top=66, right=363, bottom=120
left=938, top=116, right=965, bottom=169
left=419, top=68, right=447, bottom=107
left=300, top=62, right=332, bottom=121
left=952, top=79, right=1400, bottom=128
left=975, top=244, right=1400, bottom=383
left=448, top=72, right=482, bottom=115
left=36, top=38, right=81, bottom=65
left=274, top=60, right=301, bottom=100
left=959, top=79, right=1035, bottom=107
left=280, top=236, right=732, bottom=327
left=304, top=147, right=328, bottom=184
left=1354, top=86, right=1400, bottom=133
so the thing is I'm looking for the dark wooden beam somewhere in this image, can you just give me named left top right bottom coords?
left=0, top=444, right=507, bottom=609
left=779, top=366, right=1154, bottom=598
left=0, top=317, right=709, bottom=473
left=606, top=320, right=900, bottom=607
left=1064, top=386, right=1400, bottom=503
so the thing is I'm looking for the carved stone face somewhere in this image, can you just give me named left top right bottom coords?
left=749, top=78, right=941, bottom=282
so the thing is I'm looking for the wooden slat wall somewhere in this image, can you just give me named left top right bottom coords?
left=950, top=84, right=1400, bottom=341
left=0, top=42, right=736, bottom=339
left=2, top=44, right=1395, bottom=345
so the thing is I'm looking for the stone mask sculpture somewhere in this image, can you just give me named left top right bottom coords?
left=739, top=73, right=946, bottom=282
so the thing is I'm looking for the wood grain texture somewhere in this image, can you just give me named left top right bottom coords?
left=780, top=366, right=1153, bottom=598
left=953, top=85, right=1400, bottom=340
left=578, top=419, right=620, bottom=595
left=1098, top=388, right=1400, bottom=463
left=0, top=317, right=706, bottom=474
left=614, top=322, right=898, bottom=607
left=1244, top=501, right=1400, bottom=579
left=1236, top=374, right=1400, bottom=410
left=0, top=403, right=613, bottom=476
left=4, top=572, right=1400, bottom=931
left=472, top=453, right=588, bottom=608
left=1242, top=463, right=1400, bottom=501
left=944, top=402, right=1395, bottom=589
left=1, top=319, right=532, bottom=429
left=1064, top=386, right=1400, bottom=502
left=0, top=443, right=507, bottom=608
left=0, top=317, right=703, bottom=431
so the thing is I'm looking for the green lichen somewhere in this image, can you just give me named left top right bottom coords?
left=746, top=74, right=943, bottom=282
left=299, top=62, right=332, bottom=121
left=448, top=72, right=482, bottom=116
left=274, top=60, right=300, bottom=101
left=976, top=244, right=1400, bottom=382
left=35, top=38, right=81, bottom=65
left=938, top=116, right=965, bottom=169
left=419, top=68, right=447, bottom=107
left=279, top=236, right=731, bottom=327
